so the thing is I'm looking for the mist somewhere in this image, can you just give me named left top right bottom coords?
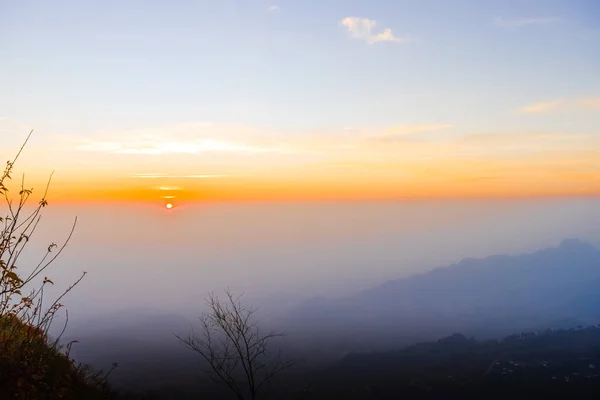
left=26, top=197, right=599, bottom=321
left=10, top=197, right=598, bottom=396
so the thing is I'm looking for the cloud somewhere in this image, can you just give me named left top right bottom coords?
left=459, top=132, right=589, bottom=144
left=578, top=98, right=600, bottom=109
left=74, top=126, right=283, bottom=155
left=69, top=122, right=451, bottom=161
left=265, top=5, right=279, bottom=12
left=21, top=118, right=600, bottom=200
left=132, top=173, right=230, bottom=179
left=341, top=17, right=409, bottom=44
left=495, top=17, right=560, bottom=28
left=111, top=140, right=272, bottom=155
left=452, top=131, right=593, bottom=158
left=59, top=122, right=597, bottom=180
left=156, top=186, right=182, bottom=191
left=519, top=100, right=565, bottom=114
left=370, top=124, right=452, bottom=142
left=384, top=124, right=453, bottom=135
left=559, top=173, right=600, bottom=182
left=455, top=176, right=500, bottom=182
left=519, top=97, right=600, bottom=114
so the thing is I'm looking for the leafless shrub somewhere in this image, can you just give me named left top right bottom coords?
left=175, top=289, right=294, bottom=400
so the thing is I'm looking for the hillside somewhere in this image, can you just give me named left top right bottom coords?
left=59, top=238, right=600, bottom=396
left=297, top=326, right=600, bottom=399
left=62, top=312, right=199, bottom=392
left=0, top=314, right=116, bottom=400
left=279, top=239, right=600, bottom=355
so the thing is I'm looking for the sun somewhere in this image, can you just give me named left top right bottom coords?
left=165, top=203, right=173, bottom=209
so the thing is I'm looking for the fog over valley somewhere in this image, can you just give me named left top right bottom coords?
left=22, top=197, right=597, bottom=395
left=31, top=197, right=599, bottom=319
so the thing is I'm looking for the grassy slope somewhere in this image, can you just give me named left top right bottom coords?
left=0, top=314, right=116, bottom=400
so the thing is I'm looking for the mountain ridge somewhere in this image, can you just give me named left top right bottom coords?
left=277, top=239, right=600, bottom=354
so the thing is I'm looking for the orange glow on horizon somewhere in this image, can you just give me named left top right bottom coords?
left=4, top=138, right=599, bottom=204
left=11, top=171, right=598, bottom=205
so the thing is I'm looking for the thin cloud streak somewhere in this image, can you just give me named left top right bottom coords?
left=369, top=124, right=452, bottom=142
left=458, top=132, right=589, bottom=144
left=519, top=98, right=600, bottom=114
left=519, top=100, right=565, bottom=114
left=66, top=123, right=309, bottom=157
left=384, top=124, right=453, bottom=135
left=77, top=139, right=281, bottom=155
left=66, top=122, right=454, bottom=159
left=24, top=121, right=600, bottom=201
left=495, top=17, right=560, bottom=28
left=132, top=173, right=230, bottom=179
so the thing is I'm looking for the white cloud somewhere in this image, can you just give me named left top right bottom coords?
left=495, top=17, right=560, bottom=28
left=75, top=129, right=283, bottom=155
left=519, top=97, right=600, bottom=114
left=265, top=5, right=279, bottom=12
left=341, top=17, right=409, bottom=44
left=519, top=100, right=565, bottom=114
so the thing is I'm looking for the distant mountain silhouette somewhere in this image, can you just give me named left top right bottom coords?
left=279, top=239, right=600, bottom=356
left=61, top=240, right=600, bottom=393
left=301, top=325, right=600, bottom=399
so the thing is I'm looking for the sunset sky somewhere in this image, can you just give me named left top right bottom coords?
left=1, top=0, right=599, bottom=203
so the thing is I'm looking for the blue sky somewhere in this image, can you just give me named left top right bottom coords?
left=0, top=1, right=599, bottom=200
left=2, top=0, right=599, bottom=134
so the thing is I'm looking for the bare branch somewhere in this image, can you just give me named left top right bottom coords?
left=176, top=289, right=294, bottom=399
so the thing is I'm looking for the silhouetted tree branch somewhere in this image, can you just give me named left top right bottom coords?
left=175, top=289, right=294, bottom=400
left=0, top=131, right=116, bottom=397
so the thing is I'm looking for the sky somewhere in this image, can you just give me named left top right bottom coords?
left=2, top=1, right=600, bottom=328
left=1, top=0, right=600, bottom=203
